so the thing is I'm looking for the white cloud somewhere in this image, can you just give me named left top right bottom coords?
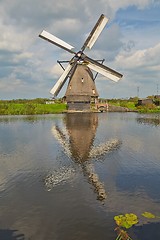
left=0, top=0, right=159, bottom=99
left=116, top=43, right=160, bottom=70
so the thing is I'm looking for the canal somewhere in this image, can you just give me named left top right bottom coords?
left=0, top=112, right=160, bottom=240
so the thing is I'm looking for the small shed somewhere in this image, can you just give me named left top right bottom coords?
left=154, top=95, right=160, bottom=106
left=155, top=95, right=160, bottom=99
left=138, top=98, right=153, bottom=106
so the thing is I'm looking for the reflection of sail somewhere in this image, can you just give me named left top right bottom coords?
left=83, top=163, right=106, bottom=200
left=89, top=139, right=121, bottom=159
left=50, top=113, right=121, bottom=201
left=51, top=126, right=71, bottom=157
left=44, top=166, right=76, bottom=191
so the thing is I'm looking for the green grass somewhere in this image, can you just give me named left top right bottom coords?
left=108, top=100, right=160, bottom=113
left=0, top=103, right=67, bottom=115
left=108, top=101, right=137, bottom=110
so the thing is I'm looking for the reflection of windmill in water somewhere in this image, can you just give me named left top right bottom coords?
left=39, top=14, right=123, bottom=111
left=47, top=113, right=121, bottom=201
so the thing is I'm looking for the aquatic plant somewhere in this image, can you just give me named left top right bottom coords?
left=114, top=213, right=138, bottom=229
left=142, top=211, right=156, bottom=219
left=114, top=213, right=138, bottom=240
left=114, top=211, right=160, bottom=240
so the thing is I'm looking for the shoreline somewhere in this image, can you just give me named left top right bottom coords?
left=0, top=100, right=160, bottom=115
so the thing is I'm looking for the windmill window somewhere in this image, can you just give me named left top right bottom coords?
left=81, top=78, right=84, bottom=83
left=92, top=89, right=95, bottom=94
left=69, top=85, right=72, bottom=89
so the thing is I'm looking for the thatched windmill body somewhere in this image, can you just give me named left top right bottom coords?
left=39, top=14, right=123, bottom=111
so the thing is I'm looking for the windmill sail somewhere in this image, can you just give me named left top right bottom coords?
left=85, top=56, right=123, bottom=82
left=50, top=64, right=73, bottom=96
left=39, top=30, right=75, bottom=54
left=81, top=14, right=109, bottom=51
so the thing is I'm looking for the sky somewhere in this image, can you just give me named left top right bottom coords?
left=0, top=0, right=160, bottom=100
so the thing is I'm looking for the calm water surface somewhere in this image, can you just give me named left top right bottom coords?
left=0, top=112, right=160, bottom=240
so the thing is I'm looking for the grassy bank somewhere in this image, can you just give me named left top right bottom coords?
left=108, top=99, right=160, bottom=113
left=0, top=100, right=67, bottom=115
left=0, top=98, right=160, bottom=115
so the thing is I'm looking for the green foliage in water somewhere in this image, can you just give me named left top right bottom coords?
left=141, top=211, right=159, bottom=219
left=114, top=211, right=160, bottom=240
left=114, top=213, right=138, bottom=229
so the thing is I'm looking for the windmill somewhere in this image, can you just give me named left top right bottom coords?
left=39, top=14, right=123, bottom=111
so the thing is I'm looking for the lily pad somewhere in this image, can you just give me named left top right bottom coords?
left=142, top=212, right=156, bottom=219
left=114, top=213, right=138, bottom=229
